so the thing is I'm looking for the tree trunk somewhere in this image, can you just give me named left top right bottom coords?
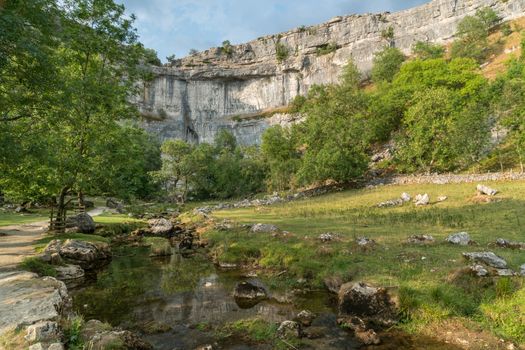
left=50, top=186, right=70, bottom=233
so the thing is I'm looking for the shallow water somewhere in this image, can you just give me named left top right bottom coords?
left=71, top=246, right=461, bottom=349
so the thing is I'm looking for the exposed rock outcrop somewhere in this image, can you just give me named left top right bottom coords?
left=0, top=271, right=71, bottom=336
left=44, top=239, right=111, bottom=270
left=136, top=0, right=525, bottom=145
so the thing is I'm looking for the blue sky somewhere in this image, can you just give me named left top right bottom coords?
left=117, top=0, right=430, bottom=62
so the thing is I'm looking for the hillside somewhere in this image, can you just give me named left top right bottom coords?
left=135, top=0, right=525, bottom=145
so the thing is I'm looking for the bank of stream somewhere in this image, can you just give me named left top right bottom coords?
left=70, top=245, right=461, bottom=350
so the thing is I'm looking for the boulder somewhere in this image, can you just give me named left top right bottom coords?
left=477, top=184, right=498, bottom=196
left=406, top=235, right=435, bottom=245
left=470, top=264, right=489, bottom=277
left=338, top=282, right=397, bottom=326
left=0, top=271, right=70, bottom=336
left=400, top=193, right=411, bottom=202
left=277, top=320, right=302, bottom=339
left=80, top=320, right=153, bottom=350
left=446, top=232, right=472, bottom=246
left=377, top=198, right=404, bottom=208
left=318, top=233, right=335, bottom=242
left=233, top=279, right=268, bottom=307
left=414, top=194, right=429, bottom=206
left=25, top=321, right=59, bottom=342
left=495, top=238, right=525, bottom=250
left=48, top=344, right=65, bottom=350
left=356, top=237, right=376, bottom=248
left=295, top=310, right=316, bottom=327
left=44, top=239, right=111, bottom=270
left=250, top=223, right=279, bottom=233
left=66, top=213, right=96, bottom=234
left=105, top=198, right=120, bottom=209
left=520, top=264, right=525, bottom=276
left=437, top=196, right=448, bottom=202
left=15, top=206, right=29, bottom=213
left=148, top=218, right=174, bottom=236
left=463, top=252, right=508, bottom=269
left=29, top=344, right=45, bottom=350
left=55, top=264, right=85, bottom=288
left=324, top=276, right=344, bottom=294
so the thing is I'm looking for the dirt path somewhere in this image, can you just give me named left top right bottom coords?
left=0, top=208, right=107, bottom=271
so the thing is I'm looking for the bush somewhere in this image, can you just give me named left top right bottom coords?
left=412, top=41, right=445, bottom=60
left=19, top=257, right=56, bottom=277
left=275, top=41, right=289, bottom=62
left=371, top=47, right=406, bottom=83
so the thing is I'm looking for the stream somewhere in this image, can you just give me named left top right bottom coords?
left=70, top=246, right=459, bottom=350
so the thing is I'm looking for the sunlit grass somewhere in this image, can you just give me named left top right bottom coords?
left=0, top=209, right=49, bottom=226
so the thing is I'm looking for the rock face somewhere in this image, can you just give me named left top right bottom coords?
left=66, top=213, right=96, bottom=234
left=44, top=239, right=111, bottom=270
left=338, top=282, right=397, bottom=325
left=135, top=0, right=525, bottom=145
left=0, top=271, right=71, bottom=336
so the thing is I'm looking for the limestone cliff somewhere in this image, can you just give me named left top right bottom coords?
left=136, top=0, right=525, bottom=145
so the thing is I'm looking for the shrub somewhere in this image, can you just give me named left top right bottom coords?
left=412, top=41, right=445, bottom=60
left=275, top=41, right=289, bottom=62
left=220, top=40, right=233, bottom=56
left=316, top=43, right=338, bottom=56
left=371, top=47, right=406, bottom=83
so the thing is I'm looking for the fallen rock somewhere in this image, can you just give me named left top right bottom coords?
left=470, top=264, right=489, bottom=277
left=477, top=184, right=498, bottom=196
left=406, top=235, right=435, bottom=245
left=446, top=232, right=472, bottom=246
left=463, top=252, right=508, bottom=269
left=356, top=237, right=376, bottom=249
left=105, top=198, right=120, bottom=209
left=295, top=310, right=316, bottom=327
left=25, top=321, right=59, bottom=342
left=0, top=271, right=71, bottom=336
left=277, top=320, right=302, bottom=339
left=495, top=238, right=525, bottom=250
left=54, top=264, right=85, bottom=288
left=148, top=218, right=174, bottom=236
left=338, top=282, right=397, bottom=326
left=324, top=276, right=344, bottom=294
left=250, top=223, right=279, bottom=233
left=233, top=279, right=268, bottom=307
left=437, top=196, right=448, bottom=202
left=318, top=233, right=335, bottom=242
left=80, top=319, right=153, bottom=350
left=66, top=213, right=96, bottom=234
left=377, top=199, right=403, bottom=208
left=44, top=239, right=111, bottom=270
left=414, top=194, right=429, bottom=206
left=400, top=193, right=411, bottom=202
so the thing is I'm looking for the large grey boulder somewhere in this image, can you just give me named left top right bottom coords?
left=277, top=320, right=302, bottom=339
left=66, top=213, right=96, bottom=234
left=463, top=252, right=508, bottom=269
left=477, top=184, right=498, bottom=196
left=338, top=282, right=397, bottom=326
left=55, top=264, right=85, bottom=288
left=250, top=223, right=279, bottom=233
left=233, top=279, right=268, bottom=307
left=44, top=239, right=111, bottom=270
left=0, top=271, right=71, bottom=336
left=446, top=232, right=472, bottom=245
left=148, top=218, right=174, bottom=236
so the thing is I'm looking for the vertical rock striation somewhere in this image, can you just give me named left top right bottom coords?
left=135, top=0, right=525, bottom=145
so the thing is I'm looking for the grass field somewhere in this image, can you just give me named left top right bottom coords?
left=208, top=180, right=525, bottom=345
left=0, top=209, right=49, bottom=226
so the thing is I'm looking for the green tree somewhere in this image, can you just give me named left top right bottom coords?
left=261, top=126, right=299, bottom=190
left=371, top=47, right=406, bottom=83
left=412, top=41, right=445, bottom=60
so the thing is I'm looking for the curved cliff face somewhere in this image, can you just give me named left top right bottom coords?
left=137, top=0, right=525, bottom=145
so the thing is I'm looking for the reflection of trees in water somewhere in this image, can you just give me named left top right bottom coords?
left=160, top=253, right=214, bottom=294
left=72, top=247, right=163, bottom=325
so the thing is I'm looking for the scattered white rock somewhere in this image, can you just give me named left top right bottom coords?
left=25, top=321, right=58, bottom=342
left=29, top=343, right=46, bottom=350
left=496, top=269, right=515, bottom=276
left=463, top=252, right=508, bottom=269
left=277, top=320, right=302, bottom=339
left=319, top=233, right=334, bottom=242
left=406, top=235, right=435, bottom=244
left=519, top=264, right=525, bottom=276
left=477, top=184, right=498, bottom=196
left=250, top=223, right=279, bottom=233
left=415, top=194, right=430, bottom=206
left=495, top=238, right=525, bottom=250
left=377, top=199, right=403, bottom=208
left=148, top=218, right=174, bottom=236
left=356, top=237, right=376, bottom=248
left=470, top=265, right=489, bottom=277
left=437, top=196, right=448, bottom=202
left=446, top=232, right=472, bottom=246
left=400, top=193, right=411, bottom=202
